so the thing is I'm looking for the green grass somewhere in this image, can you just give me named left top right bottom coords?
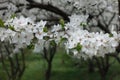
left=1, top=48, right=120, bottom=80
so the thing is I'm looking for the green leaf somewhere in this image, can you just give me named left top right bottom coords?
left=109, top=33, right=113, bottom=37
left=0, top=19, right=5, bottom=27
left=61, top=37, right=67, bottom=42
left=43, top=27, right=48, bottom=32
left=10, top=14, right=16, bottom=19
left=9, top=25, right=15, bottom=31
left=27, top=44, right=34, bottom=49
left=59, top=37, right=67, bottom=45
left=50, top=40, right=56, bottom=46
left=59, top=19, right=65, bottom=30
left=80, top=22, right=87, bottom=27
left=43, top=36, right=50, bottom=40
left=74, top=43, right=82, bottom=51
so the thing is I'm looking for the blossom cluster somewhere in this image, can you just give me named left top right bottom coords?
left=65, top=29, right=120, bottom=58
left=0, top=14, right=119, bottom=59
left=0, top=16, right=47, bottom=53
left=64, top=14, right=120, bottom=58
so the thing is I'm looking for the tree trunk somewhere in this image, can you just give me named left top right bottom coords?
left=45, top=61, right=52, bottom=80
left=88, top=59, right=94, bottom=73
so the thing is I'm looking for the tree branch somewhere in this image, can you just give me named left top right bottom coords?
left=26, top=0, right=70, bottom=21
left=0, top=7, right=7, bottom=10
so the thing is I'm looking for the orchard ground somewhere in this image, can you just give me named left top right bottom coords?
left=0, top=48, right=120, bottom=80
